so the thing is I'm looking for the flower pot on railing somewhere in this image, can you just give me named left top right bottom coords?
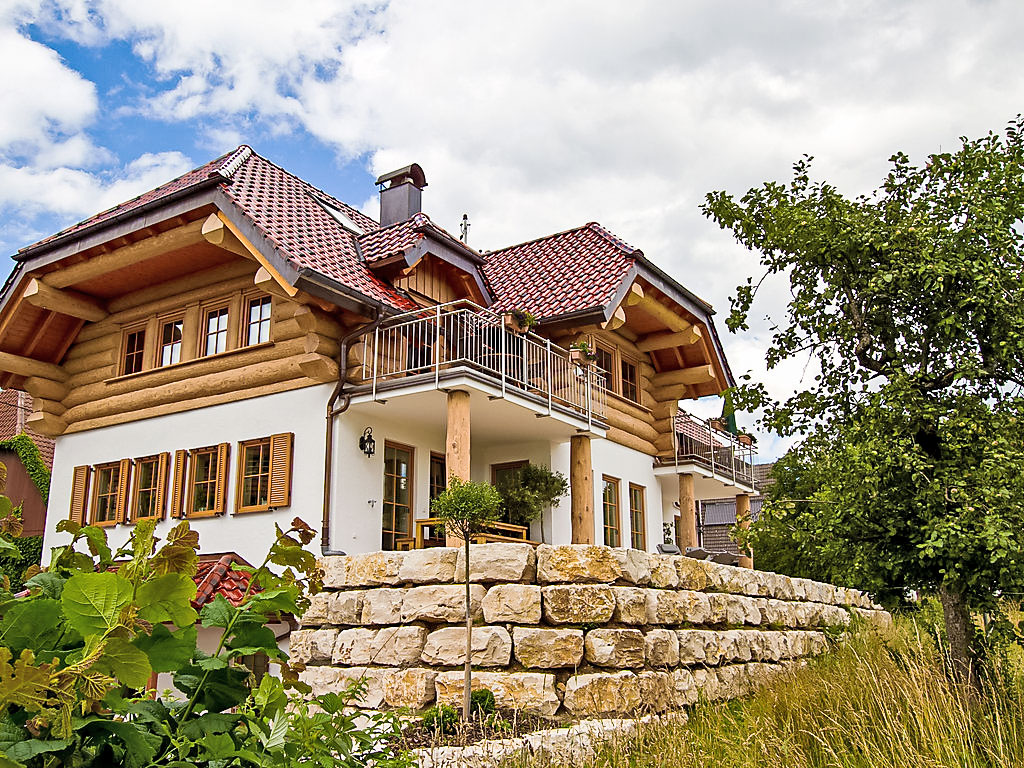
left=737, top=433, right=754, bottom=446
left=709, top=418, right=725, bottom=431
left=569, top=343, right=597, bottom=366
left=503, top=309, right=537, bottom=335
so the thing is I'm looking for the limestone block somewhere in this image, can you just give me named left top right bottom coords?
left=537, top=544, right=622, bottom=584
left=671, top=667, right=698, bottom=706
left=482, top=584, right=542, bottom=624
left=648, top=555, right=679, bottom=589
left=647, top=589, right=710, bottom=625
left=584, top=629, right=645, bottom=668
left=721, top=630, right=753, bottom=663
left=674, top=557, right=711, bottom=591
left=299, top=665, right=385, bottom=708
left=328, top=591, right=365, bottom=625
left=819, top=604, right=852, bottom=627
left=332, top=628, right=378, bottom=665
left=644, top=628, right=679, bottom=667
left=612, top=549, right=651, bottom=585
left=383, top=667, right=437, bottom=709
left=639, top=671, right=673, bottom=712
left=333, top=625, right=427, bottom=666
left=772, top=574, right=796, bottom=601
left=301, top=592, right=331, bottom=626
left=542, top=585, right=616, bottom=624
left=706, top=593, right=746, bottom=625
left=361, top=588, right=406, bottom=625
left=398, top=548, right=458, bottom=584
left=455, top=543, right=536, bottom=583
left=402, top=585, right=486, bottom=623
left=717, top=565, right=758, bottom=596
left=612, top=587, right=651, bottom=625
left=761, top=599, right=789, bottom=626
left=434, top=671, right=560, bottom=717
left=512, top=627, right=584, bottom=668
left=735, top=595, right=763, bottom=625
left=290, top=628, right=338, bottom=665
left=562, top=671, right=642, bottom=716
left=676, top=629, right=714, bottom=666
left=421, top=626, right=512, bottom=667
left=791, top=578, right=810, bottom=601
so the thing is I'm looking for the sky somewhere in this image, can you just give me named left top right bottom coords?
left=2, top=0, right=1023, bottom=460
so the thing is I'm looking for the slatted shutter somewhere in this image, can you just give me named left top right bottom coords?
left=69, top=465, right=91, bottom=525
left=268, top=432, right=294, bottom=508
left=154, top=452, right=169, bottom=520
left=213, top=442, right=230, bottom=515
left=170, top=450, right=188, bottom=518
left=115, top=458, right=132, bottom=523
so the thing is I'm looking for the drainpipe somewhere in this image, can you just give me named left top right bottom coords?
left=322, top=308, right=384, bottom=555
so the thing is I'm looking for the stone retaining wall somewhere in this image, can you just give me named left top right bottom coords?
left=295, top=544, right=890, bottom=718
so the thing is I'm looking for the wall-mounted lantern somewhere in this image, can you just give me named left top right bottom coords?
left=359, top=427, right=376, bottom=458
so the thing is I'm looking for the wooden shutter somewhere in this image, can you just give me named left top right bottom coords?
left=170, top=449, right=188, bottom=518
left=69, top=465, right=91, bottom=525
left=154, top=452, right=169, bottom=520
left=213, top=442, right=230, bottom=515
left=268, top=432, right=294, bottom=508
left=115, top=458, right=132, bottom=523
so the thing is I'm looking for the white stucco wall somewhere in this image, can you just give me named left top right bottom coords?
left=45, top=384, right=332, bottom=567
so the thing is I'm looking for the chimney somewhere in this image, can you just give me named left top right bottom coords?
left=376, top=164, right=427, bottom=227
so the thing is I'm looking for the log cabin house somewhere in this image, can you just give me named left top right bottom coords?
left=0, top=146, right=756, bottom=566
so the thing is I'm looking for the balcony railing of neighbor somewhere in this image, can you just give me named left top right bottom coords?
left=356, top=300, right=607, bottom=427
left=668, top=409, right=757, bottom=487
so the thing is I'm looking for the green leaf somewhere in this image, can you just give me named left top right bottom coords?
left=81, top=720, right=161, bottom=768
left=79, top=525, right=112, bottom=564
left=199, top=593, right=235, bottom=629
left=4, top=738, right=70, bottom=762
left=178, top=712, right=240, bottom=739
left=174, top=664, right=250, bottom=713
left=0, top=539, right=18, bottom=558
left=94, top=637, right=152, bottom=689
left=137, top=572, right=198, bottom=627
left=132, top=623, right=197, bottom=673
left=60, top=571, right=132, bottom=637
left=227, top=625, right=283, bottom=659
left=196, top=655, right=228, bottom=670
left=0, top=599, right=62, bottom=656
left=262, top=714, right=289, bottom=750
left=23, top=572, right=64, bottom=599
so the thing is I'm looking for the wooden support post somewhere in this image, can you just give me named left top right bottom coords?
left=445, top=390, right=471, bottom=546
left=24, top=279, right=107, bottom=323
left=570, top=434, right=594, bottom=544
left=678, top=473, right=698, bottom=550
left=736, top=493, right=753, bottom=569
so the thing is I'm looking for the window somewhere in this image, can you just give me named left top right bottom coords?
left=203, top=307, right=230, bottom=356
left=628, top=483, right=646, bottom=550
left=594, top=344, right=615, bottom=384
left=69, top=465, right=92, bottom=525
left=159, top=319, right=184, bottom=366
left=131, top=454, right=169, bottom=522
left=181, top=443, right=230, bottom=518
left=382, top=442, right=413, bottom=550
left=236, top=433, right=293, bottom=513
left=246, top=296, right=272, bottom=346
left=602, top=475, right=621, bottom=547
left=123, top=329, right=146, bottom=375
left=429, top=453, right=447, bottom=502
left=91, top=460, right=130, bottom=526
left=492, top=461, right=528, bottom=524
left=621, top=359, right=639, bottom=403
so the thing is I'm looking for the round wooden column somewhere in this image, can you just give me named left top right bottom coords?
left=570, top=434, right=594, bottom=544
left=445, top=389, right=471, bottom=545
left=678, top=473, right=698, bottom=550
left=735, top=493, right=753, bottom=569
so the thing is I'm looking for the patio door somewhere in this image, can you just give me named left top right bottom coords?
left=383, top=442, right=413, bottom=550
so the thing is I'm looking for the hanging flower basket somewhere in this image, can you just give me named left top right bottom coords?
left=503, top=309, right=537, bottom=334
left=737, top=433, right=754, bottom=446
left=569, top=341, right=597, bottom=365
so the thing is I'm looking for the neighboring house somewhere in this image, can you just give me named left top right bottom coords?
left=0, top=146, right=757, bottom=567
left=698, top=462, right=775, bottom=554
left=0, top=389, right=54, bottom=536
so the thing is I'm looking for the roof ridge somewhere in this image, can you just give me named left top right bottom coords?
left=484, top=221, right=596, bottom=257
left=585, top=221, right=641, bottom=255
left=216, top=145, right=253, bottom=179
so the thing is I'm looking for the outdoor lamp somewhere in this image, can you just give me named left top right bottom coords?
left=359, top=427, right=376, bottom=457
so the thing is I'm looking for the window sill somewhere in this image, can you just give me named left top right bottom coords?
left=184, top=511, right=222, bottom=520
left=233, top=506, right=276, bottom=515
left=106, top=342, right=275, bottom=384
left=124, top=515, right=165, bottom=526
left=90, top=519, right=118, bottom=528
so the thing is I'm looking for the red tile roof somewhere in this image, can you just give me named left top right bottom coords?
left=357, top=214, right=428, bottom=264
left=481, top=222, right=638, bottom=317
left=193, top=554, right=254, bottom=607
left=0, top=390, right=55, bottom=469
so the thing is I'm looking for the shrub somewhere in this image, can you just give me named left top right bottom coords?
left=471, top=688, right=496, bottom=716
left=421, top=703, right=459, bottom=735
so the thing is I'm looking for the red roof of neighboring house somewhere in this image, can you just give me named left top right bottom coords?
left=0, top=390, right=55, bottom=469
left=481, top=222, right=638, bottom=316
left=193, top=554, right=254, bottom=608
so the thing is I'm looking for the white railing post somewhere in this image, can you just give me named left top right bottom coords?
left=434, top=304, right=442, bottom=387
left=546, top=338, right=553, bottom=415
left=371, top=325, right=380, bottom=401
left=499, top=318, right=507, bottom=398
left=586, top=370, right=593, bottom=431
left=709, top=421, right=715, bottom=475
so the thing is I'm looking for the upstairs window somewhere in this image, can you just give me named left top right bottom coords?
left=246, top=296, right=272, bottom=346
left=203, top=307, right=230, bottom=356
left=621, top=359, right=639, bottom=403
left=594, top=345, right=614, bottom=385
left=182, top=443, right=230, bottom=518
left=160, top=319, right=183, bottom=366
left=123, top=329, right=146, bottom=375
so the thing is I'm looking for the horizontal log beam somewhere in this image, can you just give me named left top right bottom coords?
left=24, top=279, right=107, bottom=323
left=602, top=306, right=626, bottom=331
left=636, top=327, right=702, bottom=352
left=25, top=410, right=66, bottom=437
left=23, top=376, right=69, bottom=402
left=652, top=365, right=715, bottom=388
left=0, top=351, right=67, bottom=382
left=634, top=295, right=691, bottom=333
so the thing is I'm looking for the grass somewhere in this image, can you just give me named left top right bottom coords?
left=521, top=615, right=1024, bottom=768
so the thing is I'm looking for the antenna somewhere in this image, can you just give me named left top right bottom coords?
left=460, top=213, right=470, bottom=244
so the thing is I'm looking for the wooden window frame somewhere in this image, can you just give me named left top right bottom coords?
left=428, top=452, right=447, bottom=503
left=157, top=315, right=185, bottom=368
left=602, top=474, right=621, bottom=548
left=90, top=459, right=131, bottom=527
left=130, top=453, right=169, bottom=523
left=620, top=357, right=640, bottom=404
left=121, top=325, right=147, bottom=376
left=243, top=293, right=273, bottom=347
left=200, top=304, right=232, bottom=358
left=594, top=343, right=616, bottom=391
left=235, top=433, right=293, bottom=514
left=185, top=443, right=230, bottom=518
left=628, top=483, right=646, bottom=551
left=382, top=441, right=414, bottom=551
left=590, top=337, right=641, bottom=403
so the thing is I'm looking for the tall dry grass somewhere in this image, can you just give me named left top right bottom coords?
left=533, top=617, right=1024, bottom=768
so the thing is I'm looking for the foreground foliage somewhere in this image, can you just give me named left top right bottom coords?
left=0, top=517, right=408, bottom=767
left=553, top=616, right=1024, bottom=768
left=703, top=118, right=1024, bottom=676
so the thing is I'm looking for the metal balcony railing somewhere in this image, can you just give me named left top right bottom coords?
left=669, top=409, right=757, bottom=487
left=355, top=300, right=607, bottom=426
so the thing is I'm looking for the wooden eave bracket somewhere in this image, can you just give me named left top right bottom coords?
left=24, top=278, right=107, bottom=322
left=202, top=212, right=298, bottom=297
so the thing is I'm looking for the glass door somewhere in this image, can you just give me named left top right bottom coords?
left=383, top=442, right=413, bottom=550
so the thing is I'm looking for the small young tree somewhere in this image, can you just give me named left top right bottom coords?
left=430, top=477, right=502, bottom=720
left=495, top=464, right=568, bottom=543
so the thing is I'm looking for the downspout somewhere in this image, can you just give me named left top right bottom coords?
left=322, top=308, right=384, bottom=555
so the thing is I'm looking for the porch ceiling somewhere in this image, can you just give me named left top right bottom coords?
left=655, top=464, right=757, bottom=500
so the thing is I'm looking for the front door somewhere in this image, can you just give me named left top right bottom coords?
left=383, top=442, right=413, bottom=550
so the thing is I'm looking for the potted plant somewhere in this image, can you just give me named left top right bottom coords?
left=569, top=340, right=597, bottom=365
left=503, top=309, right=537, bottom=334
left=709, top=418, right=725, bottom=432
left=494, top=463, right=569, bottom=544
left=737, top=433, right=755, bottom=446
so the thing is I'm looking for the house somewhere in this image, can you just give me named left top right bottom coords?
left=698, top=462, right=775, bottom=554
left=0, top=146, right=757, bottom=568
left=0, top=389, right=54, bottom=536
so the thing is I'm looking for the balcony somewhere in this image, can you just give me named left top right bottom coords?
left=656, top=409, right=758, bottom=493
left=350, top=301, right=607, bottom=429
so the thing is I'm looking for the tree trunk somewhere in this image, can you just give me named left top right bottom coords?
left=938, top=584, right=978, bottom=692
left=463, top=537, right=472, bottom=721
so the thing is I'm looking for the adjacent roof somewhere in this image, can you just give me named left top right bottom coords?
left=193, top=554, right=254, bottom=608
left=0, top=390, right=55, bottom=469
